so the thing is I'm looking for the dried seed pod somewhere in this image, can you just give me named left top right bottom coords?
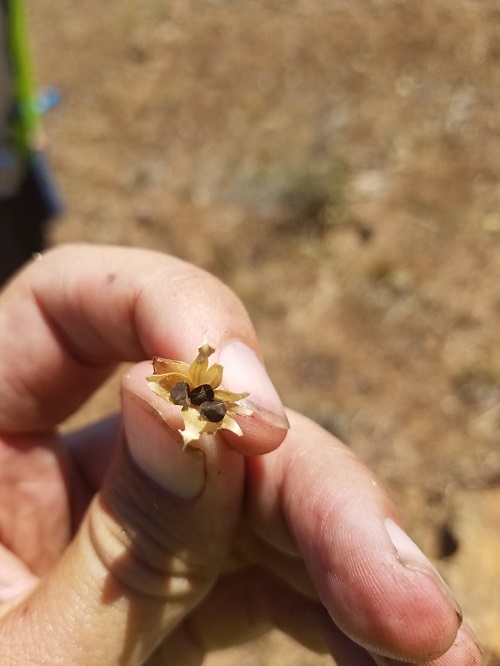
left=190, top=384, right=215, bottom=405
left=170, top=381, right=191, bottom=406
left=200, top=399, right=227, bottom=423
left=146, top=340, right=252, bottom=447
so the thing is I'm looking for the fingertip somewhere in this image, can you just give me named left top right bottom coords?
left=219, top=341, right=289, bottom=424
left=217, top=339, right=289, bottom=455
left=222, top=412, right=288, bottom=455
left=314, top=505, right=462, bottom=661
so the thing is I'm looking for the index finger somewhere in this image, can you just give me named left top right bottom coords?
left=0, top=244, right=288, bottom=453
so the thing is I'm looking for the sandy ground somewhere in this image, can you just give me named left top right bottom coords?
left=27, top=0, right=500, bottom=662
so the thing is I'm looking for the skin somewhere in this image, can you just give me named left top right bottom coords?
left=0, top=245, right=482, bottom=665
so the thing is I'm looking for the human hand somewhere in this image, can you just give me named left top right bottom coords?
left=0, top=245, right=481, bottom=664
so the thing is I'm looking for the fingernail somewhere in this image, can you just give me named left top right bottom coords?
left=219, top=340, right=289, bottom=429
left=122, top=395, right=205, bottom=499
left=384, top=518, right=463, bottom=621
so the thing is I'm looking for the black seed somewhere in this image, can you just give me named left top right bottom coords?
left=170, top=381, right=190, bottom=406
left=200, top=399, right=227, bottom=423
left=190, top=384, right=215, bottom=405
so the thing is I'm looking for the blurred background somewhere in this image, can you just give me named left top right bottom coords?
left=21, top=0, right=500, bottom=663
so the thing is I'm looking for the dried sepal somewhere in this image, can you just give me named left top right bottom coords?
left=147, top=381, right=171, bottom=403
left=225, top=402, right=253, bottom=416
left=152, top=358, right=190, bottom=375
left=146, top=340, right=252, bottom=447
left=179, top=406, right=208, bottom=448
left=187, top=341, right=217, bottom=387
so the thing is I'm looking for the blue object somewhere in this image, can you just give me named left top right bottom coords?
left=37, top=87, right=61, bottom=114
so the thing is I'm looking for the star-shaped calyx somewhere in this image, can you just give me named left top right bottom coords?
left=146, top=341, right=252, bottom=447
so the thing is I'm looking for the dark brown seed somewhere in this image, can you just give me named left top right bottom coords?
left=200, top=399, right=227, bottom=423
left=170, top=381, right=190, bottom=406
left=190, top=384, right=215, bottom=405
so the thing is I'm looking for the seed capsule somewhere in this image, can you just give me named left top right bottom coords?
left=190, top=384, right=215, bottom=405
left=170, top=381, right=191, bottom=406
left=200, top=399, right=227, bottom=423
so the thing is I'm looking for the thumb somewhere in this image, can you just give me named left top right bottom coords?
left=0, top=363, right=244, bottom=665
